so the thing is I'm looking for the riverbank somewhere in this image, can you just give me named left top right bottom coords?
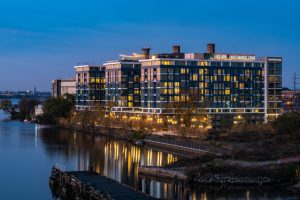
left=87, top=121, right=300, bottom=189
left=141, top=155, right=300, bottom=190
left=38, top=118, right=300, bottom=191
left=17, top=115, right=300, bottom=191
left=3, top=115, right=295, bottom=199
left=139, top=154, right=300, bottom=188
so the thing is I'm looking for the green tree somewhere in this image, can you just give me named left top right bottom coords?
left=41, top=94, right=75, bottom=124
left=19, top=98, right=39, bottom=119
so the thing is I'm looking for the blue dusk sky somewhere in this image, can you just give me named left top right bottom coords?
left=0, top=0, right=299, bottom=91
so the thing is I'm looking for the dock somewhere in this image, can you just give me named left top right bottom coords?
left=49, top=166, right=156, bottom=200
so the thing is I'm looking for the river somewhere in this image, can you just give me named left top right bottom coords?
left=0, top=110, right=299, bottom=200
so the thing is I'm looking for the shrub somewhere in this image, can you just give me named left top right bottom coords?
left=223, top=123, right=275, bottom=142
left=272, top=112, right=300, bottom=135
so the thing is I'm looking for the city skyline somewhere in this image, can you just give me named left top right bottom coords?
left=1, top=0, right=300, bottom=91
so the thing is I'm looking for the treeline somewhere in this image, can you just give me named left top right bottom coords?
left=36, top=94, right=75, bottom=124
left=0, top=98, right=39, bottom=120
left=0, top=94, right=75, bottom=124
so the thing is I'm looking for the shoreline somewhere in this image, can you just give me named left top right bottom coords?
left=17, top=120, right=300, bottom=193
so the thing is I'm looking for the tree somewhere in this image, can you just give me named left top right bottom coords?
left=0, top=99, right=17, bottom=115
left=71, top=108, right=98, bottom=129
left=41, top=94, right=76, bottom=124
left=19, top=98, right=39, bottom=119
left=63, top=93, right=76, bottom=109
left=94, top=104, right=106, bottom=125
left=103, top=101, right=116, bottom=132
left=272, top=112, right=300, bottom=135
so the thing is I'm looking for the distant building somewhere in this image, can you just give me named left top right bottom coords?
left=282, top=90, right=300, bottom=112
left=34, top=105, right=44, bottom=116
left=51, top=78, right=76, bottom=97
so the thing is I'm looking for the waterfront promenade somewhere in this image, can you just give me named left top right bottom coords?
left=145, top=135, right=231, bottom=157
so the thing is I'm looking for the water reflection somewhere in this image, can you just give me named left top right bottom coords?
left=38, top=128, right=180, bottom=197
left=38, top=128, right=300, bottom=200
left=0, top=113, right=298, bottom=200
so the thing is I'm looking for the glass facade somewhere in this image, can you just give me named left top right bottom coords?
left=266, top=58, right=283, bottom=120
left=104, top=61, right=141, bottom=107
left=141, top=60, right=264, bottom=110
left=75, top=66, right=106, bottom=110
left=74, top=45, right=283, bottom=126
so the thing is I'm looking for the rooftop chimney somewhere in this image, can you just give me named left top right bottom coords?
left=173, top=45, right=181, bottom=54
left=207, top=43, right=215, bottom=54
left=142, top=47, right=151, bottom=59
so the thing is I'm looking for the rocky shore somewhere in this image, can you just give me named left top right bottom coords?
left=194, top=174, right=273, bottom=186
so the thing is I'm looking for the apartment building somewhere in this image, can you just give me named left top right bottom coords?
left=75, top=44, right=283, bottom=127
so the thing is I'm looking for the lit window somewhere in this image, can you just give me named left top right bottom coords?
left=240, top=83, right=244, bottom=89
left=134, top=89, right=140, bottom=94
left=226, top=75, right=230, bottom=81
left=181, top=68, right=186, bottom=74
left=192, top=74, right=198, bottom=81
left=199, top=62, right=208, bottom=66
left=174, top=96, right=180, bottom=101
left=162, top=60, right=172, bottom=65
left=128, top=95, right=133, bottom=101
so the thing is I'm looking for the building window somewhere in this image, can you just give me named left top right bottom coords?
left=199, top=61, right=208, bottom=66
left=162, top=60, right=172, bottom=65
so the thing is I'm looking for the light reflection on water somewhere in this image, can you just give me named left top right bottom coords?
left=0, top=110, right=299, bottom=199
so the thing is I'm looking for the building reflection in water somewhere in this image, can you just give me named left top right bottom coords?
left=40, top=128, right=299, bottom=200
left=39, top=128, right=183, bottom=199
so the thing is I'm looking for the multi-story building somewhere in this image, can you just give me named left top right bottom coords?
left=104, top=58, right=141, bottom=108
left=75, top=65, right=106, bottom=110
left=264, top=57, right=283, bottom=120
left=282, top=90, right=300, bottom=112
left=74, top=44, right=283, bottom=128
left=139, top=44, right=278, bottom=127
left=52, top=78, right=76, bottom=98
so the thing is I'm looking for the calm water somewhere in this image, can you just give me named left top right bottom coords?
left=0, top=110, right=299, bottom=200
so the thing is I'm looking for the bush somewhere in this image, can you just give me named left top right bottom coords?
left=272, top=112, right=300, bottom=135
left=129, top=129, right=149, bottom=141
left=222, top=123, right=275, bottom=142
